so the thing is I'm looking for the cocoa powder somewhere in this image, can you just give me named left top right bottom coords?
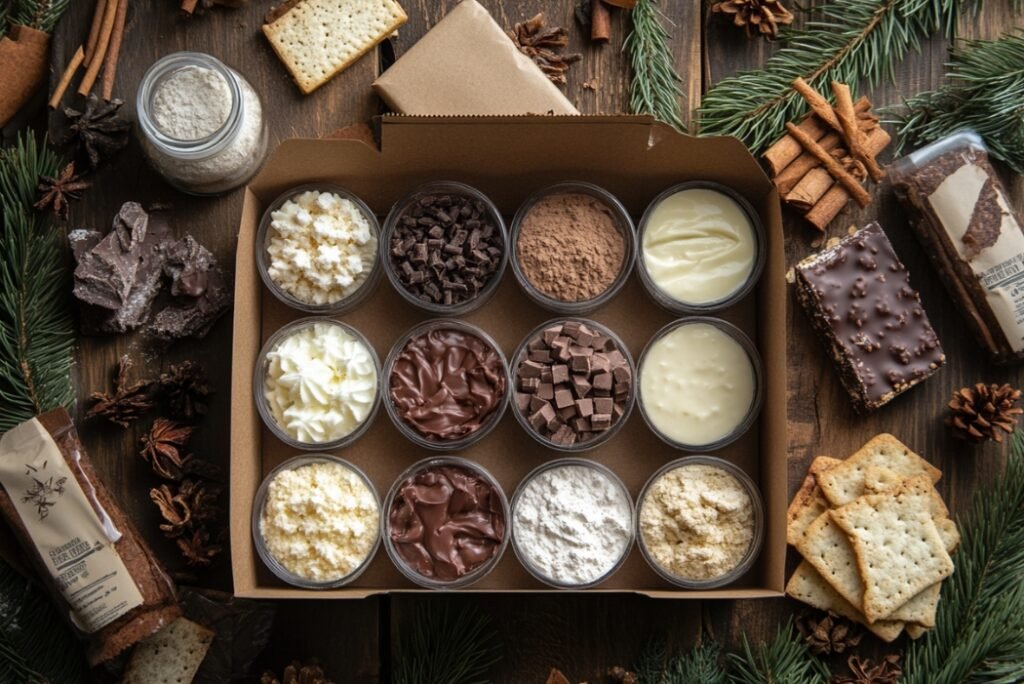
left=516, top=193, right=625, bottom=302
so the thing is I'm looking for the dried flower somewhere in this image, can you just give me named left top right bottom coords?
left=796, top=611, right=862, bottom=656
left=34, top=162, right=91, bottom=220
left=830, top=655, right=901, bottom=684
left=150, top=484, right=192, bottom=537
left=158, top=360, right=212, bottom=420
left=176, top=527, right=222, bottom=567
left=947, top=382, right=1023, bottom=443
left=141, top=418, right=194, bottom=481
left=86, top=356, right=156, bottom=427
left=64, top=94, right=131, bottom=169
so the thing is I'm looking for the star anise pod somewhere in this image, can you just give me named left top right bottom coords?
left=158, top=360, right=212, bottom=420
left=710, top=0, right=794, bottom=40
left=178, top=478, right=221, bottom=525
left=830, top=655, right=901, bottom=684
left=507, top=13, right=582, bottom=86
left=141, top=418, right=194, bottom=481
left=796, top=611, right=862, bottom=656
left=33, top=162, right=91, bottom=221
left=947, top=382, right=1023, bottom=443
left=150, top=484, right=192, bottom=537
left=64, top=94, right=131, bottom=169
left=176, top=527, right=222, bottom=567
left=261, top=661, right=335, bottom=684
left=86, top=355, right=156, bottom=427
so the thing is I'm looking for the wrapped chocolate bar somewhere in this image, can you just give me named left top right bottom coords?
left=890, top=131, right=1024, bottom=363
left=0, top=409, right=180, bottom=664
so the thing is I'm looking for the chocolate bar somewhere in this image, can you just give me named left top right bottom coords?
left=890, top=130, right=1024, bottom=363
left=794, top=222, right=945, bottom=412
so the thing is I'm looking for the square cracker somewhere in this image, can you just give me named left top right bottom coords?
left=795, top=510, right=865, bottom=610
left=831, top=491, right=954, bottom=623
left=906, top=623, right=929, bottom=640
left=123, top=617, right=215, bottom=684
left=263, top=0, right=408, bottom=94
left=818, top=434, right=941, bottom=507
left=787, top=456, right=842, bottom=546
left=786, top=561, right=904, bottom=642
left=888, top=581, right=941, bottom=626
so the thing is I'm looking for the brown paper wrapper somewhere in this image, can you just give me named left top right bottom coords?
left=372, top=0, right=578, bottom=116
left=0, top=25, right=50, bottom=128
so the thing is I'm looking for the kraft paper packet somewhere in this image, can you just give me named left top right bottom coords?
left=373, top=0, right=579, bottom=115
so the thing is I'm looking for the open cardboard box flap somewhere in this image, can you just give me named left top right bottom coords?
left=231, top=115, right=787, bottom=598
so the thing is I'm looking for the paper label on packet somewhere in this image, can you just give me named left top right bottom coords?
left=0, top=418, right=144, bottom=634
left=927, top=162, right=1024, bottom=352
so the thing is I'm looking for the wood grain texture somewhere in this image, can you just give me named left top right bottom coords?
left=44, top=0, right=1020, bottom=680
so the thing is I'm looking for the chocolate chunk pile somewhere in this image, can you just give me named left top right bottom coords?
left=389, top=193, right=503, bottom=307
left=514, top=320, right=632, bottom=446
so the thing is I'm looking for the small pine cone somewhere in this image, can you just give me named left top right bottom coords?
left=710, top=0, right=794, bottom=40
left=796, top=611, right=862, bottom=656
left=946, top=382, right=1023, bottom=443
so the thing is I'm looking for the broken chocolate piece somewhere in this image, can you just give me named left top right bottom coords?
left=149, top=238, right=232, bottom=341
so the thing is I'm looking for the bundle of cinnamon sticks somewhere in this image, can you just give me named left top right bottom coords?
left=764, top=78, right=891, bottom=232
left=48, top=0, right=129, bottom=108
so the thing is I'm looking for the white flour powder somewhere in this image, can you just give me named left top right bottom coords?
left=152, top=65, right=232, bottom=140
left=513, top=464, right=632, bottom=585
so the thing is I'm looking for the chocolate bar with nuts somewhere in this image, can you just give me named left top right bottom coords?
left=794, top=222, right=945, bottom=412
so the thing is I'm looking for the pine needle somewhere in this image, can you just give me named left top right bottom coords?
left=636, top=639, right=728, bottom=684
left=10, top=0, right=70, bottom=33
left=697, top=0, right=962, bottom=153
left=0, top=134, right=76, bottom=435
left=900, top=434, right=1024, bottom=684
left=625, top=0, right=687, bottom=133
left=392, top=602, right=501, bottom=684
left=893, top=29, right=1024, bottom=174
left=725, top=620, right=830, bottom=684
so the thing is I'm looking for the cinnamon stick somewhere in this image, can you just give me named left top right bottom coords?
left=832, top=81, right=884, bottom=182
left=48, top=45, right=84, bottom=109
left=78, top=0, right=119, bottom=97
left=785, top=122, right=871, bottom=207
left=764, top=96, right=870, bottom=177
left=776, top=131, right=843, bottom=195
left=803, top=127, right=893, bottom=229
left=793, top=77, right=841, bottom=133
left=83, top=0, right=108, bottom=66
left=591, top=0, right=611, bottom=42
left=100, top=0, right=128, bottom=101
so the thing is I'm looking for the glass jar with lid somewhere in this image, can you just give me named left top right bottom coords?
left=136, top=51, right=268, bottom=195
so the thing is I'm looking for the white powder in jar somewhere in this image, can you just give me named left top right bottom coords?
left=260, top=460, right=379, bottom=582
left=638, top=464, right=754, bottom=582
left=512, top=464, right=632, bottom=585
left=152, top=65, right=232, bottom=140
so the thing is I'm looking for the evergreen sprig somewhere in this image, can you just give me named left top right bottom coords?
left=893, top=30, right=1024, bottom=174
left=0, top=133, right=76, bottom=434
left=392, top=603, right=501, bottom=684
left=9, top=0, right=70, bottom=33
left=901, top=434, right=1024, bottom=684
left=697, top=0, right=961, bottom=153
left=726, top=621, right=829, bottom=684
left=625, top=0, right=687, bottom=133
left=636, top=639, right=728, bottom=684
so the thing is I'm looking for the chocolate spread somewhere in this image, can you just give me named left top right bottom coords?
left=388, top=465, right=505, bottom=581
left=389, top=328, right=506, bottom=441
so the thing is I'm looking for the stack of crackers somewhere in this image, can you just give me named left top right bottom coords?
left=785, top=434, right=958, bottom=642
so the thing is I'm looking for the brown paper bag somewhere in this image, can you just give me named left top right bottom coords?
left=0, top=25, right=50, bottom=127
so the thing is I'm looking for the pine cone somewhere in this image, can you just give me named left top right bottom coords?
left=946, top=382, right=1023, bottom=443
left=158, top=360, right=212, bottom=420
left=710, top=0, right=794, bottom=40
left=830, top=655, right=901, bottom=684
left=796, top=611, right=862, bottom=656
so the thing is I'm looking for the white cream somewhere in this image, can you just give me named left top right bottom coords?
left=640, top=323, right=755, bottom=446
left=264, top=322, right=377, bottom=444
left=641, top=188, right=756, bottom=305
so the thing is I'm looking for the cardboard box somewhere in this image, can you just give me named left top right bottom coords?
left=231, top=115, right=787, bottom=598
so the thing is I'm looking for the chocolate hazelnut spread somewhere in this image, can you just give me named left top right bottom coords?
left=389, top=327, right=506, bottom=441
left=388, top=464, right=505, bottom=581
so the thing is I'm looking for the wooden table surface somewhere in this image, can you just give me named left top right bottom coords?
left=43, top=0, right=1022, bottom=681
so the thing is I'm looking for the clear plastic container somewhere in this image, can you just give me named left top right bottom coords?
left=510, top=181, right=636, bottom=314
left=251, top=454, right=381, bottom=589
left=381, top=181, right=508, bottom=316
left=382, top=456, right=509, bottom=589
left=636, top=181, right=765, bottom=315
left=254, top=317, right=381, bottom=451
left=510, top=458, right=634, bottom=589
left=510, top=318, right=636, bottom=453
left=636, top=317, right=762, bottom=452
left=255, top=183, right=381, bottom=315
left=136, top=52, right=268, bottom=195
left=383, top=319, right=509, bottom=451
left=636, top=456, right=764, bottom=589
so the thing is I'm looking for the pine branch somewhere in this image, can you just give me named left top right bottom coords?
left=0, top=134, right=76, bottom=435
left=892, top=30, right=1024, bottom=174
left=0, top=2, right=10, bottom=38
left=636, top=639, right=728, bottom=684
left=697, top=0, right=961, bottom=153
left=625, top=0, right=687, bottom=133
left=900, top=434, right=1024, bottom=684
left=392, top=602, right=502, bottom=684
left=10, top=0, right=69, bottom=33
left=725, top=620, right=830, bottom=684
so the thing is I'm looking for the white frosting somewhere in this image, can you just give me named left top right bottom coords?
left=640, top=323, right=755, bottom=446
left=642, top=188, right=756, bottom=305
left=264, top=322, right=377, bottom=443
